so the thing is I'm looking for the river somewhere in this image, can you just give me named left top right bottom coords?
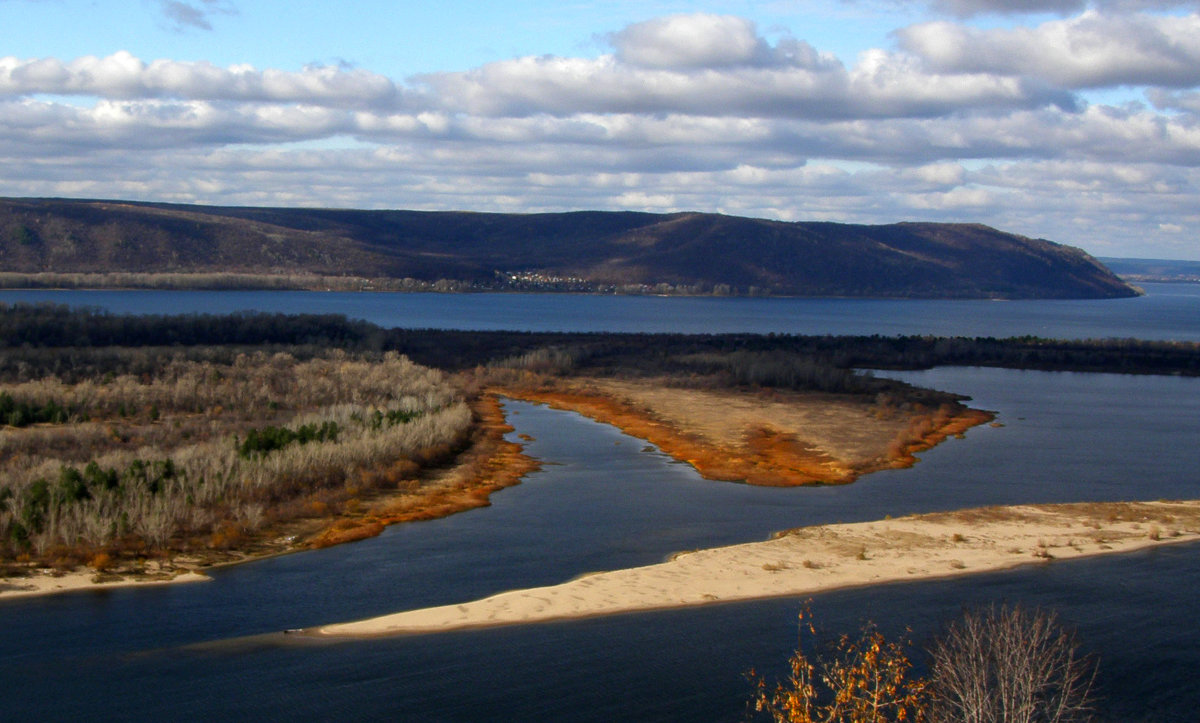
left=0, top=285, right=1197, bottom=721
left=1, top=282, right=1198, bottom=340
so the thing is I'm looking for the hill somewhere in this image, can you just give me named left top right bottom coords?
left=0, top=198, right=1137, bottom=299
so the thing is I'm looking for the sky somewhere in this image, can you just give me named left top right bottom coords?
left=1, top=1, right=1199, bottom=260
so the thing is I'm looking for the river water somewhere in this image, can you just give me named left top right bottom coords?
left=1, top=282, right=1198, bottom=339
left=0, top=285, right=1198, bottom=721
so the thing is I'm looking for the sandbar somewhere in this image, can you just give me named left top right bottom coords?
left=318, top=500, right=1200, bottom=637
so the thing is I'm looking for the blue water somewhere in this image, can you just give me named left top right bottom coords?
left=1, top=282, right=1198, bottom=339
left=1, top=286, right=1198, bottom=721
left=1, top=372, right=1198, bottom=721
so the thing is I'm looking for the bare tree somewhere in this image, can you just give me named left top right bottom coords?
left=926, top=605, right=1097, bottom=723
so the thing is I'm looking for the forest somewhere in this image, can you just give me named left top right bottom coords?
left=2, top=303, right=1196, bottom=380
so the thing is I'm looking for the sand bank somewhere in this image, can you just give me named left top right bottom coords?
left=0, top=568, right=209, bottom=601
left=318, top=500, right=1200, bottom=637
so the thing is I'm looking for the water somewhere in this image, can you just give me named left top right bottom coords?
left=2, top=372, right=1198, bottom=720
left=11, top=546, right=1199, bottom=722
left=1, top=286, right=1198, bottom=720
left=1, top=282, right=1198, bottom=339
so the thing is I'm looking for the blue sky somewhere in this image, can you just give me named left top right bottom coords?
left=2, top=0, right=1199, bottom=259
left=1, top=2, right=930, bottom=73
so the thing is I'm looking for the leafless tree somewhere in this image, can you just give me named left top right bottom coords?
left=927, top=604, right=1097, bottom=723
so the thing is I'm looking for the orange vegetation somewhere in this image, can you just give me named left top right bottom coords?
left=306, top=393, right=541, bottom=547
left=497, top=384, right=992, bottom=487
left=886, top=407, right=996, bottom=469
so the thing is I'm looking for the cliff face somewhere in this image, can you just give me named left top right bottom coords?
left=0, top=198, right=1138, bottom=299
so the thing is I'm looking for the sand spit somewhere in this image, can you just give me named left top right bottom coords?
left=318, top=500, right=1200, bottom=637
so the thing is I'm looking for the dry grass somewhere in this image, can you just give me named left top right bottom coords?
left=0, top=352, right=479, bottom=571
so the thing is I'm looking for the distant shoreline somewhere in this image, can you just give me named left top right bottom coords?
left=0, top=271, right=1149, bottom=299
left=317, top=500, right=1200, bottom=637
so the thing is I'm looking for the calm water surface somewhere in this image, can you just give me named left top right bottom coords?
left=1, top=282, right=1198, bottom=339
left=1, top=371, right=1198, bottom=721
left=1, top=287, right=1198, bottom=720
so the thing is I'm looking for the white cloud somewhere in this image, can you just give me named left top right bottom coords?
left=417, top=46, right=1072, bottom=120
left=0, top=52, right=404, bottom=107
left=610, top=14, right=769, bottom=69
left=608, top=13, right=835, bottom=70
left=897, top=12, right=1200, bottom=88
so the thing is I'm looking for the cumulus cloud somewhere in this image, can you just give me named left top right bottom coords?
left=0, top=52, right=404, bottom=107
left=897, top=11, right=1200, bottom=88
left=607, top=13, right=835, bottom=70
left=417, top=17, right=1073, bottom=120
left=417, top=55, right=1067, bottom=119
left=0, top=15, right=1082, bottom=123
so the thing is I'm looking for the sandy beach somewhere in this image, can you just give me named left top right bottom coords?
left=318, top=500, right=1200, bottom=637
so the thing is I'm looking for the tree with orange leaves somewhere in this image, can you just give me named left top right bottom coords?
left=748, top=608, right=928, bottom=723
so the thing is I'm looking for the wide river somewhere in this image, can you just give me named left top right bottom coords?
left=0, top=284, right=1198, bottom=721
left=1, top=282, right=1198, bottom=340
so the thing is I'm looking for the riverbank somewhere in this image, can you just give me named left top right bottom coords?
left=302, top=392, right=540, bottom=548
left=0, top=566, right=209, bottom=600
left=318, top=500, right=1200, bottom=636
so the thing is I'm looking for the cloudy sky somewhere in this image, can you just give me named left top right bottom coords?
left=2, top=1, right=1198, bottom=259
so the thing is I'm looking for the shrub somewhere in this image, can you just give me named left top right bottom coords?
left=748, top=608, right=927, bottom=722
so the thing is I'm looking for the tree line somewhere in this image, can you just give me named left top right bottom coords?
left=3, top=304, right=1194, bottom=381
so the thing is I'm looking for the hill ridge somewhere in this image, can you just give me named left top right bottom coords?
left=0, top=197, right=1137, bottom=299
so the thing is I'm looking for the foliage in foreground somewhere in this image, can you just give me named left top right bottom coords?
left=749, top=609, right=927, bottom=723
left=749, top=605, right=1097, bottom=723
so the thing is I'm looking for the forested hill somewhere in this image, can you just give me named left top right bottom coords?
left=0, top=197, right=1137, bottom=299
